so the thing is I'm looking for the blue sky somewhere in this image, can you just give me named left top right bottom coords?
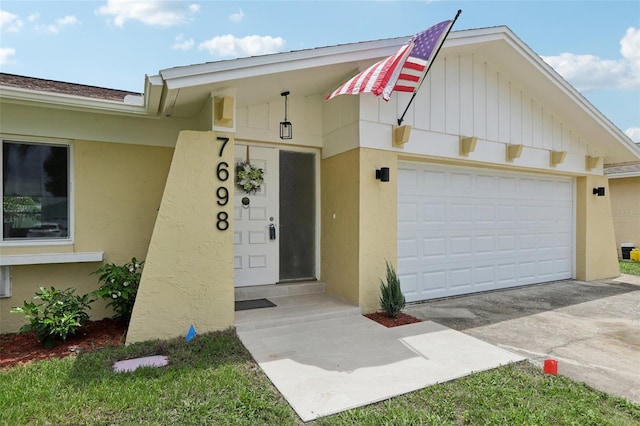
left=1, top=1, right=639, bottom=141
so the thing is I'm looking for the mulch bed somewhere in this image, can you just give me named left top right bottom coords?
left=1, top=313, right=422, bottom=370
left=365, top=312, right=422, bottom=328
left=0, top=318, right=127, bottom=370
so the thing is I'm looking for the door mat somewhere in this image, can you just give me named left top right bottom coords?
left=235, top=298, right=277, bottom=311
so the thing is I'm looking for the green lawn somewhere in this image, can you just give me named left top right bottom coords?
left=1, top=330, right=638, bottom=425
left=620, top=260, right=640, bottom=276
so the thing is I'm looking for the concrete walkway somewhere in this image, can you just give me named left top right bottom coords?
left=236, top=293, right=523, bottom=422
left=406, top=277, right=640, bottom=404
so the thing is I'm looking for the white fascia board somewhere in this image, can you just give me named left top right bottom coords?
left=0, top=251, right=104, bottom=266
left=444, top=26, right=511, bottom=46
left=607, top=171, right=640, bottom=179
left=159, top=37, right=409, bottom=90
left=144, top=74, right=163, bottom=115
left=0, top=86, right=148, bottom=116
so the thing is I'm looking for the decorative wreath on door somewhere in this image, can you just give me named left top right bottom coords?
left=236, top=146, right=264, bottom=194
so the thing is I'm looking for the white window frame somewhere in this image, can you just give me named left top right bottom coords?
left=0, top=266, right=10, bottom=298
left=1, top=137, right=74, bottom=247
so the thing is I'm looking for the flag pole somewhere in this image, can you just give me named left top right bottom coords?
left=397, top=9, right=462, bottom=126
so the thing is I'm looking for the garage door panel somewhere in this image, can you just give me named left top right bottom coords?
left=398, top=162, right=574, bottom=302
left=476, top=204, right=497, bottom=223
left=450, top=203, right=473, bottom=223
left=397, top=168, right=420, bottom=190
left=423, top=203, right=447, bottom=224
left=421, top=270, right=447, bottom=298
left=398, top=201, right=419, bottom=224
left=399, top=272, right=419, bottom=299
left=397, top=236, right=418, bottom=261
left=421, top=170, right=447, bottom=192
left=476, top=265, right=496, bottom=286
left=556, top=258, right=573, bottom=275
left=450, top=268, right=472, bottom=289
left=519, top=261, right=537, bottom=280
left=476, top=235, right=496, bottom=253
left=423, top=237, right=447, bottom=259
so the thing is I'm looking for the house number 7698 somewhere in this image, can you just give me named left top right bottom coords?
left=216, top=136, right=230, bottom=231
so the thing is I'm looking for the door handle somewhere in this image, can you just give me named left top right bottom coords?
left=269, top=223, right=277, bottom=240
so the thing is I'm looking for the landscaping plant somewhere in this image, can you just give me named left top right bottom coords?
left=92, top=257, right=144, bottom=323
left=10, top=286, right=94, bottom=348
left=379, top=261, right=406, bottom=318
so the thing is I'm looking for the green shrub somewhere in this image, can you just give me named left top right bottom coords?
left=379, top=261, right=406, bottom=318
left=11, top=286, right=95, bottom=348
left=92, top=257, right=144, bottom=323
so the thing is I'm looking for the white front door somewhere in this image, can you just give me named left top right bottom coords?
left=233, top=144, right=279, bottom=287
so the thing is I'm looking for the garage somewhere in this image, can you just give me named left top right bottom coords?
left=397, top=162, right=574, bottom=302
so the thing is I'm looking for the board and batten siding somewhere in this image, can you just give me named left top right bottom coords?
left=359, top=51, right=590, bottom=167
left=421, top=53, right=581, bottom=151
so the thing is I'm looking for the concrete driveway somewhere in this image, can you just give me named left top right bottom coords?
left=405, top=276, right=640, bottom=404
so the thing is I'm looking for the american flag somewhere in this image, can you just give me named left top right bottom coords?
left=326, top=19, right=454, bottom=102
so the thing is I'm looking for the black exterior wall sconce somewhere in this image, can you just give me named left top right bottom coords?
left=593, top=187, right=605, bottom=196
left=280, top=91, right=292, bottom=140
left=376, top=167, right=390, bottom=182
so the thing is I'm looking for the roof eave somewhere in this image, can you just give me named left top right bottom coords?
left=156, top=36, right=409, bottom=90
left=0, top=85, right=148, bottom=116
left=607, top=171, right=640, bottom=178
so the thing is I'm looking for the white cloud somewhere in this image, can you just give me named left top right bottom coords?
left=97, top=0, right=200, bottom=27
left=57, top=16, right=78, bottom=27
left=0, top=10, right=23, bottom=32
left=199, top=34, right=285, bottom=58
left=0, top=47, right=16, bottom=65
left=172, top=33, right=194, bottom=50
left=619, top=27, right=640, bottom=89
left=36, top=15, right=79, bottom=34
left=625, top=128, right=640, bottom=143
left=542, top=27, right=640, bottom=92
left=229, top=8, right=244, bottom=23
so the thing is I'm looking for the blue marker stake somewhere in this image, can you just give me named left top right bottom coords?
left=186, top=325, right=197, bottom=342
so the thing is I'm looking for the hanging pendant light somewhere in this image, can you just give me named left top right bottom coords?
left=280, top=91, right=292, bottom=140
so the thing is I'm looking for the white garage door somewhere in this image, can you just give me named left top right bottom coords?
left=397, top=162, right=574, bottom=302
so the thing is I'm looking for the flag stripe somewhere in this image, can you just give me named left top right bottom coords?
left=398, top=73, right=420, bottom=83
left=393, top=85, right=417, bottom=92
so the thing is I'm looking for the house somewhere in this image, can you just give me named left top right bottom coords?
left=2, top=25, right=639, bottom=343
left=605, top=159, right=640, bottom=258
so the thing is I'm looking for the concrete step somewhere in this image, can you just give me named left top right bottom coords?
left=234, top=292, right=362, bottom=332
left=235, top=281, right=325, bottom=302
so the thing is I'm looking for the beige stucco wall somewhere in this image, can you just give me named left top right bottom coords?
left=125, top=131, right=235, bottom=344
left=358, top=148, right=398, bottom=313
left=320, top=147, right=398, bottom=314
left=321, top=148, right=360, bottom=305
left=1, top=263, right=109, bottom=334
left=609, top=177, right=640, bottom=257
left=575, top=175, right=620, bottom=280
left=1, top=140, right=173, bottom=333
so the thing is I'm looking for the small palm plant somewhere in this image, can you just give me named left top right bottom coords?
left=379, top=261, right=405, bottom=318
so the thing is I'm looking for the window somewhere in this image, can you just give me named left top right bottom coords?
left=2, top=140, right=71, bottom=242
left=0, top=266, right=10, bottom=297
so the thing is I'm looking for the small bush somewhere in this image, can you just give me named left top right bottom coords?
left=379, top=261, right=406, bottom=318
left=11, top=286, right=95, bottom=348
left=93, top=257, right=144, bottom=323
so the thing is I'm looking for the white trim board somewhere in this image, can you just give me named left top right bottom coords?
left=0, top=251, right=104, bottom=266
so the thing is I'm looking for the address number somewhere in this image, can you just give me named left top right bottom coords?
left=216, top=137, right=230, bottom=231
